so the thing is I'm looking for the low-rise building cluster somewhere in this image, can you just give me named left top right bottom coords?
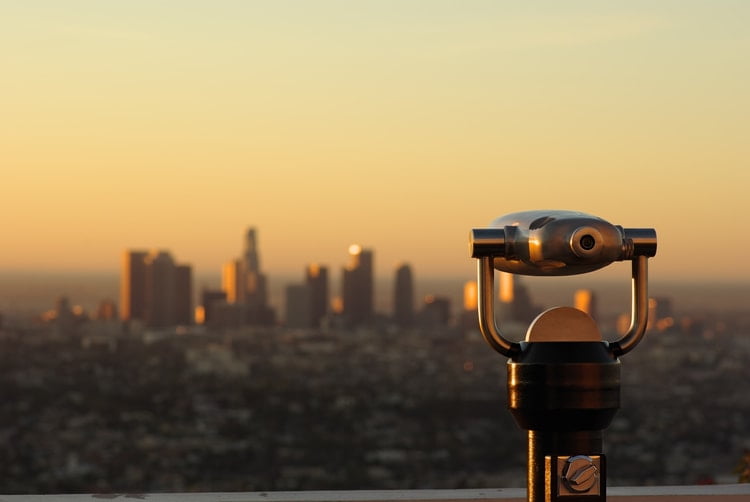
left=0, top=314, right=747, bottom=493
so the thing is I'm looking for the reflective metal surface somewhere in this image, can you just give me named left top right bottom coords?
left=476, top=256, right=520, bottom=358
left=469, top=210, right=656, bottom=276
left=525, top=307, right=601, bottom=342
left=470, top=210, right=657, bottom=358
left=468, top=210, right=657, bottom=502
left=610, top=255, right=649, bottom=357
left=559, top=455, right=601, bottom=496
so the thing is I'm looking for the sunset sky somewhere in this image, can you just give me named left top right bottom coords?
left=2, top=1, right=749, bottom=282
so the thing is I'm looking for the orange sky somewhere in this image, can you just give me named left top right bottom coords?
left=2, top=2, right=749, bottom=281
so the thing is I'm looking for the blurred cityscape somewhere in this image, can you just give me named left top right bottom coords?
left=0, top=227, right=749, bottom=493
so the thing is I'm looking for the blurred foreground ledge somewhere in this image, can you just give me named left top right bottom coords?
left=2, top=485, right=750, bottom=501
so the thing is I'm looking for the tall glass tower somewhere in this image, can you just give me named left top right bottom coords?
left=242, top=227, right=268, bottom=310
left=393, top=263, right=414, bottom=328
left=221, top=227, right=275, bottom=326
left=342, top=244, right=374, bottom=327
left=306, top=264, right=329, bottom=328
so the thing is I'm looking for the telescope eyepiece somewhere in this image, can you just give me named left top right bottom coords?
left=570, top=226, right=604, bottom=258
left=578, top=234, right=596, bottom=251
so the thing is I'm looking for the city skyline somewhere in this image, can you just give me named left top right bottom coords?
left=31, top=227, right=691, bottom=339
left=2, top=214, right=749, bottom=319
left=2, top=2, right=749, bottom=281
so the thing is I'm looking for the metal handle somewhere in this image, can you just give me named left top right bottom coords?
left=476, top=253, right=651, bottom=358
left=609, top=255, right=649, bottom=357
left=477, top=256, right=521, bottom=358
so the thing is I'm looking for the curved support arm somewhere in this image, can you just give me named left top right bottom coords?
left=610, top=255, right=649, bottom=357
left=477, top=256, right=521, bottom=358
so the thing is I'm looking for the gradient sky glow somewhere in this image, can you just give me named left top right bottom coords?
left=2, top=1, right=749, bottom=281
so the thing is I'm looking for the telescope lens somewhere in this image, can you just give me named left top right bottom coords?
left=579, top=234, right=596, bottom=251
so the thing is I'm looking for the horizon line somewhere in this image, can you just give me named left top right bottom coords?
left=0, top=267, right=749, bottom=285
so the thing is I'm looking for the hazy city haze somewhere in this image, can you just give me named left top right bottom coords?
left=2, top=2, right=749, bottom=281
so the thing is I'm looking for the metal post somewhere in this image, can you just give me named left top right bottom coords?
left=508, top=338, right=618, bottom=501
left=528, top=431, right=606, bottom=501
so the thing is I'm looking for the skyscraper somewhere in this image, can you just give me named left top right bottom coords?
left=198, top=289, right=227, bottom=326
left=120, top=250, right=148, bottom=322
left=393, top=263, right=414, bottom=328
left=574, top=289, right=598, bottom=321
left=242, top=228, right=269, bottom=310
left=175, top=264, right=193, bottom=326
left=460, top=280, right=480, bottom=332
left=463, top=280, right=478, bottom=312
left=220, top=228, right=275, bottom=326
left=342, top=244, right=374, bottom=327
left=498, top=272, right=537, bottom=324
left=120, top=249, right=192, bottom=328
left=285, top=283, right=312, bottom=329
left=420, top=295, right=452, bottom=328
left=144, top=251, right=177, bottom=328
left=145, top=251, right=177, bottom=327
left=306, top=264, right=329, bottom=328
left=222, top=259, right=243, bottom=304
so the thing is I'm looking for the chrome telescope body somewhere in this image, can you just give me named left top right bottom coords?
left=469, top=210, right=657, bottom=357
left=470, top=210, right=656, bottom=276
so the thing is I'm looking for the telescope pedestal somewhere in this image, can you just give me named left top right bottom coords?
left=507, top=322, right=619, bottom=502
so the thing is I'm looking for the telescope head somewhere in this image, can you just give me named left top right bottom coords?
left=470, top=210, right=656, bottom=276
left=469, top=210, right=657, bottom=358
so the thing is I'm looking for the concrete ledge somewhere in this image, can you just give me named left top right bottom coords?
left=1, top=485, right=749, bottom=501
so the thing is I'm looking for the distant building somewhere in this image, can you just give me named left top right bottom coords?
left=285, top=283, right=312, bottom=329
left=648, top=296, right=675, bottom=331
left=220, top=228, right=275, bottom=326
left=463, top=280, right=478, bottom=312
left=95, top=299, right=118, bottom=321
left=120, top=249, right=192, bottom=328
left=222, top=259, right=243, bottom=304
left=199, top=289, right=227, bottom=326
left=41, top=296, right=88, bottom=335
left=342, top=245, right=374, bottom=327
left=242, top=228, right=270, bottom=317
left=55, top=296, right=75, bottom=334
left=209, top=300, right=245, bottom=329
left=144, top=251, right=177, bottom=328
left=120, top=250, right=148, bottom=322
left=497, top=272, right=538, bottom=325
left=574, top=289, right=598, bottom=321
left=393, top=263, right=415, bottom=328
left=175, top=264, right=192, bottom=326
left=460, top=280, right=479, bottom=332
left=306, top=264, right=329, bottom=328
left=420, top=295, right=452, bottom=328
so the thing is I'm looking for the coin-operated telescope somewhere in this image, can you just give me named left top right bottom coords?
left=469, top=210, right=657, bottom=502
